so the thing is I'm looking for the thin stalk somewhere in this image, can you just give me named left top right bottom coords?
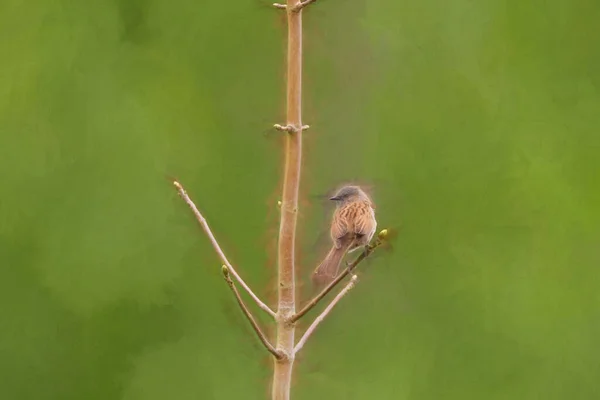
left=272, top=0, right=304, bottom=398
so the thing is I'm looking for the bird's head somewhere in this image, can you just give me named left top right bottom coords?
left=329, top=185, right=370, bottom=204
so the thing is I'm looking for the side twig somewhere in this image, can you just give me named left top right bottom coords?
left=272, top=0, right=317, bottom=12
left=291, top=229, right=388, bottom=323
left=292, top=0, right=317, bottom=12
left=294, top=275, right=358, bottom=354
left=173, top=180, right=276, bottom=318
left=222, top=266, right=282, bottom=359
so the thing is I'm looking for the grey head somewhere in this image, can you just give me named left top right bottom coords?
left=329, top=185, right=370, bottom=204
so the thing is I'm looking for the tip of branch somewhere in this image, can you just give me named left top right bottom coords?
left=277, top=200, right=282, bottom=207
left=378, top=229, right=389, bottom=240
left=350, top=275, right=358, bottom=284
left=173, top=180, right=183, bottom=190
left=272, top=3, right=286, bottom=9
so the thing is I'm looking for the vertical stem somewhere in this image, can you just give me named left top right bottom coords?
left=272, top=1, right=303, bottom=399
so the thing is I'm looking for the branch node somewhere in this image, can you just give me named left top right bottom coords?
left=222, top=265, right=232, bottom=283
left=292, top=0, right=317, bottom=12
left=275, top=348, right=294, bottom=362
left=274, top=124, right=310, bottom=134
left=273, top=123, right=297, bottom=133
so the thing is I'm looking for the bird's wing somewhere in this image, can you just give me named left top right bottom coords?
left=354, top=201, right=377, bottom=238
left=331, top=206, right=350, bottom=248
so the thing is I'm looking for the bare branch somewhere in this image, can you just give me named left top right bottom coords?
left=291, top=230, right=388, bottom=322
left=222, top=266, right=282, bottom=360
left=294, top=275, right=358, bottom=354
left=292, top=0, right=317, bottom=12
left=173, top=180, right=276, bottom=318
left=272, top=3, right=287, bottom=9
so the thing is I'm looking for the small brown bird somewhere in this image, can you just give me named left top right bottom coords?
left=312, top=185, right=377, bottom=286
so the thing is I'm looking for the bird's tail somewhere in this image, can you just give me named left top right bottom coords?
left=312, top=240, right=353, bottom=287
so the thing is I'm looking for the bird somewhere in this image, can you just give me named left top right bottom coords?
left=312, top=185, right=377, bottom=286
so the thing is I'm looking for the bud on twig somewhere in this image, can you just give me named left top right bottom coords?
left=378, top=229, right=389, bottom=240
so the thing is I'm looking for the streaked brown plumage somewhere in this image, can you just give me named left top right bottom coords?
left=312, top=185, right=377, bottom=286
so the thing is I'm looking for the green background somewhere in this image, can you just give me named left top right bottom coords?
left=1, top=0, right=599, bottom=399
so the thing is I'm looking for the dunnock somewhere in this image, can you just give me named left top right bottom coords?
left=312, top=185, right=377, bottom=286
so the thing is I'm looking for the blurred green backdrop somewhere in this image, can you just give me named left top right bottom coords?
left=1, top=0, right=599, bottom=399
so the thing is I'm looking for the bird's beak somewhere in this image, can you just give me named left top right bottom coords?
left=329, top=196, right=340, bottom=201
